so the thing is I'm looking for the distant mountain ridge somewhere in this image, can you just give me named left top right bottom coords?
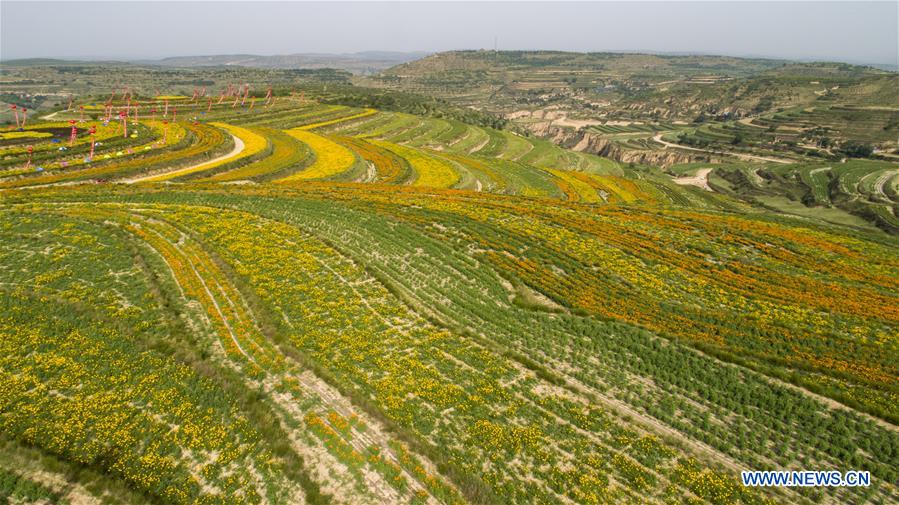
left=138, top=52, right=430, bottom=74
left=1, top=52, right=429, bottom=75
left=0, top=58, right=130, bottom=67
left=379, top=50, right=890, bottom=80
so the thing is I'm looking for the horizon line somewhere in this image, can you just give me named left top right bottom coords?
left=2, top=49, right=896, bottom=69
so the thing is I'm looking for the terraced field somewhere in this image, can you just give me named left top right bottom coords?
left=710, top=159, right=899, bottom=232
left=0, top=97, right=683, bottom=206
left=1, top=94, right=897, bottom=505
left=587, top=100, right=898, bottom=173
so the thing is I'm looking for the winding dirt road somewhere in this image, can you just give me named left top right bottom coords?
left=652, top=133, right=792, bottom=164
left=125, top=133, right=244, bottom=183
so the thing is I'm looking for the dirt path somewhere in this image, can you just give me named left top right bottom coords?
left=873, top=169, right=898, bottom=200
left=737, top=117, right=766, bottom=129
left=520, top=349, right=750, bottom=475
left=672, top=168, right=713, bottom=191
left=467, top=135, right=490, bottom=154
left=448, top=128, right=471, bottom=147
left=0, top=179, right=91, bottom=192
left=509, top=138, right=535, bottom=161
left=143, top=224, right=258, bottom=364
left=652, top=133, right=791, bottom=164
left=652, top=134, right=706, bottom=153
left=357, top=161, right=377, bottom=183
left=124, top=133, right=244, bottom=183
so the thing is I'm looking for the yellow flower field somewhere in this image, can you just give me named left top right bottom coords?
left=300, top=108, right=377, bottom=131
left=372, top=140, right=460, bottom=188
left=276, top=129, right=357, bottom=181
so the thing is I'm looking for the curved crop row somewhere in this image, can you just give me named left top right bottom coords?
left=138, top=122, right=267, bottom=182
left=546, top=168, right=605, bottom=202
left=0, top=122, right=169, bottom=179
left=333, top=136, right=411, bottom=183
left=371, top=140, right=460, bottom=188
left=0, top=122, right=224, bottom=188
left=206, top=127, right=311, bottom=181
left=300, top=108, right=377, bottom=131
left=277, top=129, right=358, bottom=182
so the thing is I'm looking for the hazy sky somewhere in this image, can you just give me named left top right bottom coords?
left=2, top=1, right=897, bottom=66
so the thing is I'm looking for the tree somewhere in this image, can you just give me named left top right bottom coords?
left=839, top=142, right=874, bottom=158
